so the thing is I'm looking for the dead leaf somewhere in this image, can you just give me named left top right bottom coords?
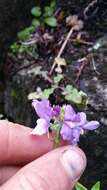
left=73, top=20, right=84, bottom=31
left=28, top=87, right=42, bottom=100
left=66, top=15, right=78, bottom=27
left=43, top=33, right=53, bottom=41
left=54, top=57, right=66, bottom=73
left=66, top=15, right=84, bottom=31
left=55, top=57, right=66, bottom=66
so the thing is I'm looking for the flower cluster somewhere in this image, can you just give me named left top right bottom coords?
left=31, top=99, right=100, bottom=144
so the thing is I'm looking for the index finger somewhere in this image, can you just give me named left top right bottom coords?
left=0, top=120, right=53, bottom=166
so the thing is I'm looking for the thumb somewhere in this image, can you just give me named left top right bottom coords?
left=1, top=146, right=86, bottom=190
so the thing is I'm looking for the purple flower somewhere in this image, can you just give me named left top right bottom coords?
left=60, top=105, right=100, bottom=144
left=31, top=100, right=60, bottom=136
left=31, top=118, right=49, bottom=135
left=32, top=99, right=53, bottom=121
left=31, top=100, right=100, bottom=144
left=52, top=105, right=60, bottom=117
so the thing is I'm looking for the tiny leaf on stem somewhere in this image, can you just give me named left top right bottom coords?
left=43, top=6, right=53, bottom=17
left=41, top=88, right=55, bottom=99
left=75, top=182, right=88, bottom=190
left=32, top=19, right=40, bottom=27
left=31, top=6, right=41, bottom=17
left=91, top=181, right=100, bottom=190
left=45, top=17, right=57, bottom=27
left=53, top=74, right=63, bottom=84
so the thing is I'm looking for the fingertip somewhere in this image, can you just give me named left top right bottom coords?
left=1, top=145, right=86, bottom=190
left=61, top=146, right=86, bottom=181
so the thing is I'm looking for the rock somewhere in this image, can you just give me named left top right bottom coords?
left=0, top=0, right=36, bottom=59
left=4, top=60, right=48, bottom=127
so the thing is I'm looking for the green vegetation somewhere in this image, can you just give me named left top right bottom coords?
left=75, top=182, right=100, bottom=190
left=18, top=1, right=57, bottom=41
left=10, top=0, right=57, bottom=54
left=28, top=74, right=88, bottom=108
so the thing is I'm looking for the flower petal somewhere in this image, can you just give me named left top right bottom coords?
left=31, top=118, right=49, bottom=135
left=64, top=105, right=75, bottom=120
left=72, top=128, right=81, bottom=144
left=32, top=99, right=39, bottom=109
left=83, top=121, right=100, bottom=130
left=60, top=123, right=73, bottom=141
left=52, top=105, right=60, bottom=117
left=71, top=114, right=80, bottom=122
left=78, top=112, right=87, bottom=125
left=32, top=99, right=52, bottom=121
left=64, top=121, right=76, bottom=128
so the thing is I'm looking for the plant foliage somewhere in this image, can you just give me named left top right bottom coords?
left=18, top=0, right=57, bottom=41
left=75, top=182, right=100, bottom=190
left=28, top=74, right=88, bottom=108
left=10, top=0, right=57, bottom=54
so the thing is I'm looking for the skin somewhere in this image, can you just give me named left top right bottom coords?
left=0, top=120, right=86, bottom=190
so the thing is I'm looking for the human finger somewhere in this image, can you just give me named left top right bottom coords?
left=0, top=120, right=67, bottom=166
left=1, top=146, right=86, bottom=190
left=0, top=166, right=20, bottom=185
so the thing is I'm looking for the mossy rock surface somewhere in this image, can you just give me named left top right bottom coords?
left=0, top=1, right=30, bottom=58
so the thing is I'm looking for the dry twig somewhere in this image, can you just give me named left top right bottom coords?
left=49, top=27, right=74, bottom=75
left=49, top=15, right=84, bottom=75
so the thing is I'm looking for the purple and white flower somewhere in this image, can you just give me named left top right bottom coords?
left=31, top=100, right=60, bottom=136
left=31, top=100, right=100, bottom=144
left=60, top=105, right=99, bottom=144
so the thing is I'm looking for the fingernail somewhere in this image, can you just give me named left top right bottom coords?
left=61, top=148, right=86, bottom=181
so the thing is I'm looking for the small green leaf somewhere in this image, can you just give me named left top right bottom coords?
left=65, top=89, right=82, bottom=104
left=62, top=85, right=73, bottom=95
left=91, top=181, right=100, bottom=190
left=31, top=6, right=41, bottom=17
left=45, top=17, right=57, bottom=27
left=43, top=6, right=53, bottom=17
left=18, top=29, right=29, bottom=41
left=10, top=43, right=21, bottom=54
left=32, top=19, right=40, bottom=27
left=75, top=182, right=88, bottom=190
left=62, top=85, right=88, bottom=107
left=53, top=74, right=63, bottom=84
left=79, top=91, right=88, bottom=106
left=62, top=85, right=81, bottom=104
left=50, top=0, right=56, bottom=9
left=41, top=88, right=55, bottom=99
left=18, top=26, right=35, bottom=40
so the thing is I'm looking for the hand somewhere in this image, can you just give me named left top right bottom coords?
left=0, top=120, right=86, bottom=190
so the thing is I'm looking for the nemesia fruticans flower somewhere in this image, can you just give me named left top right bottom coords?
left=31, top=99, right=100, bottom=144
left=31, top=100, right=51, bottom=135
left=31, top=100, right=60, bottom=135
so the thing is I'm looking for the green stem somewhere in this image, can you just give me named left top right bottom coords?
left=53, top=129, right=60, bottom=149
